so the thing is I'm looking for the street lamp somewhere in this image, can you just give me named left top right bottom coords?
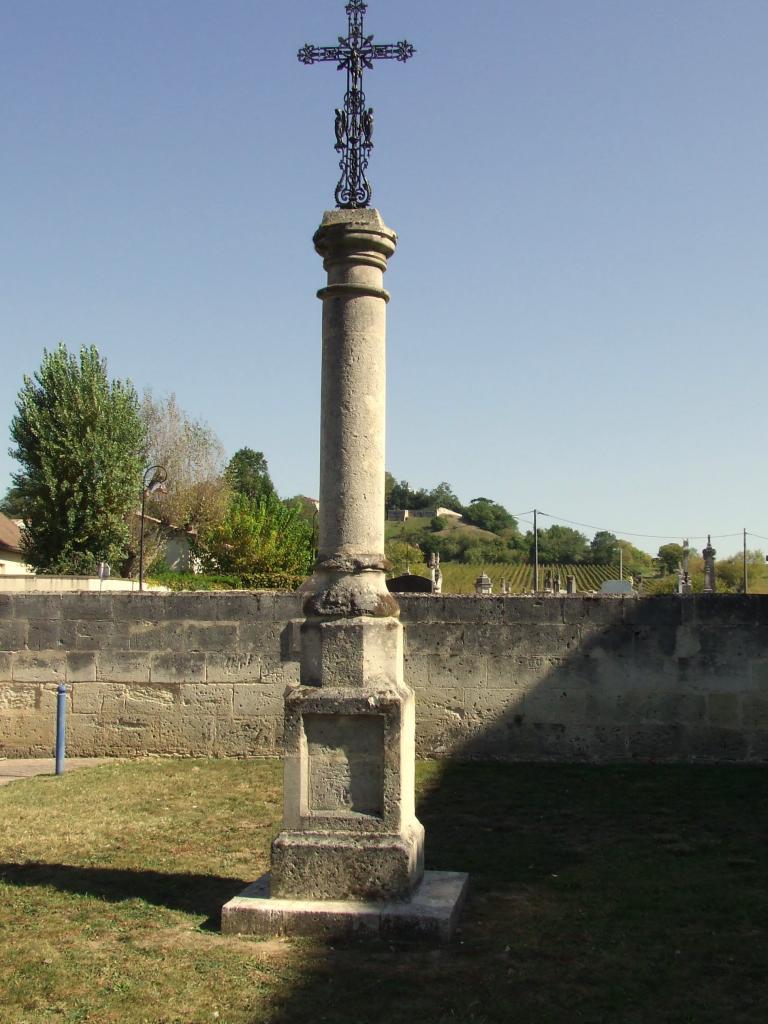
left=615, top=545, right=623, bottom=581
left=139, top=465, right=167, bottom=592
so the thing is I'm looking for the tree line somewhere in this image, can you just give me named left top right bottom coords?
left=2, top=344, right=313, bottom=586
left=6, top=346, right=758, bottom=590
left=386, top=474, right=655, bottom=574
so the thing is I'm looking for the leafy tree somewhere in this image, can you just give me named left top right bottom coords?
left=463, top=498, right=516, bottom=534
left=226, top=448, right=275, bottom=504
left=460, top=538, right=511, bottom=564
left=589, top=531, right=619, bottom=564
left=387, top=478, right=431, bottom=510
left=141, top=391, right=229, bottom=532
left=387, top=479, right=411, bottom=510
left=616, top=539, right=654, bottom=576
left=418, top=531, right=461, bottom=562
left=196, top=492, right=312, bottom=583
left=385, top=471, right=397, bottom=506
left=385, top=539, right=424, bottom=575
left=657, top=543, right=684, bottom=574
left=427, top=481, right=462, bottom=513
left=9, top=344, right=145, bottom=574
left=419, top=530, right=521, bottom=565
left=715, top=549, right=767, bottom=592
left=386, top=475, right=462, bottom=514
left=534, top=525, right=589, bottom=564
left=285, top=495, right=320, bottom=525
left=0, top=484, right=28, bottom=518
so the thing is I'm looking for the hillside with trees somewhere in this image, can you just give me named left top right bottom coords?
left=385, top=477, right=653, bottom=578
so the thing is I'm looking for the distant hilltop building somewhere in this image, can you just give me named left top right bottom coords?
left=387, top=506, right=463, bottom=523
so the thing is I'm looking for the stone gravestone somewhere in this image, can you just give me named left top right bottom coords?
left=222, top=2, right=467, bottom=941
left=474, top=572, right=492, bottom=596
left=387, top=573, right=433, bottom=594
left=600, top=579, right=634, bottom=595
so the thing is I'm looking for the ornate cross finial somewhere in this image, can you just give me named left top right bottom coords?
left=298, top=1, right=415, bottom=209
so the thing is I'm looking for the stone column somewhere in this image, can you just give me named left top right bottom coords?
left=221, top=209, right=467, bottom=940
left=271, top=208, right=424, bottom=902
left=303, top=208, right=400, bottom=623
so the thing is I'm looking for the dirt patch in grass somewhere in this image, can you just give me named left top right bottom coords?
left=0, top=758, right=766, bottom=1023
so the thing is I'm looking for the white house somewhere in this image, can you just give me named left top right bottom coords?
left=0, top=513, right=33, bottom=575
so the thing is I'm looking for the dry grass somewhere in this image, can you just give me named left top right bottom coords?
left=1, top=759, right=767, bottom=1023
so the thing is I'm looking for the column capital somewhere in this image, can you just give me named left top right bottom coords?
left=313, top=208, right=397, bottom=271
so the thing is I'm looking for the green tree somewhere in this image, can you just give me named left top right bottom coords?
left=385, top=539, right=424, bottom=575
left=616, top=539, right=654, bottom=576
left=385, top=471, right=397, bottom=507
left=196, top=492, right=312, bottom=584
left=9, top=344, right=146, bottom=574
left=426, top=481, right=462, bottom=513
left=387, top=479, right=430, bottom=510
left=141, top=391, right=229, bottom=533
left=534, top=525, right=589, bottom=563
left=460, top=537, right=511, bottom=564
left=715, top=549, right=767, bottom=593
left=657, top=543, right=684, bottom=574
left=429, top=533, right=465, bottom=561
left=0, top=484, right=27, bottom=518
left=463, top=497, right=516, bottom=534
left=589, top=530, right=619, bottom=563
left=226, top=447, right=275, bottom=504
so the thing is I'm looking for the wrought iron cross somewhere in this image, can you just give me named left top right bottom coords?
left=298, top=1, right=415, bottom=209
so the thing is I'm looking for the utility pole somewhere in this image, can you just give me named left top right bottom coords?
left=533, top=508, right=539, bottom=593
left=743, top=528, right=748, bottom=594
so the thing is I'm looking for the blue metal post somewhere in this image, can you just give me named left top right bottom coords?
left=55, top=683, right=67, bottom=775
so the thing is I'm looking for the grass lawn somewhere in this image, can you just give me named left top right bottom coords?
left=1, top=759, right=767, bottom=1023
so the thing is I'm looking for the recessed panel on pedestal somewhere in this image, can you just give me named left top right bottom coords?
left=304, top=713, right=384, bottom=817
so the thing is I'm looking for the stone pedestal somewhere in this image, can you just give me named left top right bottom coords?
left=221, top=209, right=467, bottom=940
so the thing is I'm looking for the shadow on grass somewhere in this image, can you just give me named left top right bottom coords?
left=0, top=862, right=246, bottom=930
left=262, top=760, right=768, bottom=1024
left=257, top=596, right=768, bottom=1022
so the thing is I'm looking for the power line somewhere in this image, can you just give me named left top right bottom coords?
left=534, top=510, right=744, bottom=542
left=500, top=507, right=767, bottom=547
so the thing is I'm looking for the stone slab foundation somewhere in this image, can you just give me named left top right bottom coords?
left=221, top=870, right=469, bottom=942
left=2, top=591, right=768, bottom=763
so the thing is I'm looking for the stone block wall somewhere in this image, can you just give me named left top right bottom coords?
left=0, top=591, right=302, bottom=758
left=404, top=594, right=768, bottom=762
left=1, top=591, right=767, bottom=762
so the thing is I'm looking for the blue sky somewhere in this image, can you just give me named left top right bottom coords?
left=2, top=0, right=766, bottom=557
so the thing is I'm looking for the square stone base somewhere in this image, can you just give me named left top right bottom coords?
left=271, top=825, right=424, bottom=901
left=221, top=870, right=469, bottom=943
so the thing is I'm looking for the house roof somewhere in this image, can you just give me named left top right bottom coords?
left=0, top=512, right=22, bottom=554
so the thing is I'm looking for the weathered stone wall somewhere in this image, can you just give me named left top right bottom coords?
left=0, top=592, right=301, bottom=758
left=1, top=591, right=767, bottom=762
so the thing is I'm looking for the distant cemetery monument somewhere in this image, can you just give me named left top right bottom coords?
left=703, top=535, right=717, bottom=593
left=222, top=0, right=468, bottom=940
